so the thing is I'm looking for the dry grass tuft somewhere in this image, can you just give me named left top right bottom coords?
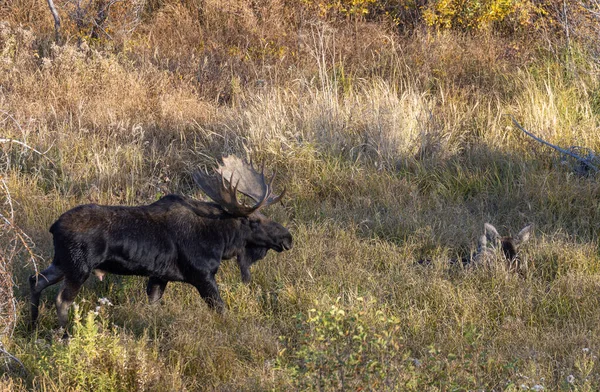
left=1, top=1, right=600, bottom=390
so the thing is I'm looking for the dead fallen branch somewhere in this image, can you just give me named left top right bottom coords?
left=0, top=138, right=48, bottom=157
left=509, top=115, right=599, bottom=175
left=0, top=342, right=28, bottom=377
left=46, top=0, right=61, bottom=42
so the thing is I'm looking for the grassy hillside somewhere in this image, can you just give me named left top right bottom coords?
left=1, top=0, right=600, bottom=390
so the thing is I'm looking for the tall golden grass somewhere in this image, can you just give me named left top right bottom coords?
left=1, top=1, right=600, bottom=390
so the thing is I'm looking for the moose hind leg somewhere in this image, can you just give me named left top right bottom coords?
left=56, top=279, right=84, bottom=329
left=146, top=277, right=168, bottom=304
left=29, top=264, right=65, bottom=329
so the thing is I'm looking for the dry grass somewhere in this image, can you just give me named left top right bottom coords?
left=1, top=1, right=600, bottom=390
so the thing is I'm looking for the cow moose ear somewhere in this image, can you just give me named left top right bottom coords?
left=477, top=234, right=487, bottom=252
left=515, top=224, right=533, bottom=245
left=484, top=223, right=501, bottom=244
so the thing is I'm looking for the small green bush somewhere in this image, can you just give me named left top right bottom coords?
left=31, top=300, right=169, bottom=391
left=278, top=298, right=410, bottom=390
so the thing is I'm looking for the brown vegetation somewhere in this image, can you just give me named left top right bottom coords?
left=1, top=0, right=600, bottom=390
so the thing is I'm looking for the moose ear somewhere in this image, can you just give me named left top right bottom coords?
left=515, top=224, right=533, bottom=245
left=484, top=223, right=501, bottom=243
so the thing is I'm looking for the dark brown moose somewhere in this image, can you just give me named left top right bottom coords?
left=30, top=156, right=293, bottom=331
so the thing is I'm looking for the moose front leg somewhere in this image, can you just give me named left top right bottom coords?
left=146, top=277, right=168, bottom=304
left=189, top=259, right=224, bottom=313
left=237, top=254, right=252, bottom=284
left=237, top=246, right=268, bottom=284
left=193, top=273, right=224, bottom=313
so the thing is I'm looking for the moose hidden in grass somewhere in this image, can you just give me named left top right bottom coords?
left=419, top=222, right=533, bottom=272
left=30, top=155, right=293, bottom=331
left=473, top=223, right=533, bottom=271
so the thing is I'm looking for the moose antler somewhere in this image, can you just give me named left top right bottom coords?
left=217, top=156, right=286, bottom=204
left=193, top=155, right=286, bottom=216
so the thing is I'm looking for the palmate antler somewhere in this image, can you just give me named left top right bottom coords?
left=193, top=155, right=286, bottom=216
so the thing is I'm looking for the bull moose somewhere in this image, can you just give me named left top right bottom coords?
left=30, top=155, right=293, bottom=331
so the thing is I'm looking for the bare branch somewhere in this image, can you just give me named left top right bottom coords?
left=46, top=0, right=62, bottom=42
left=91, top=0, right=125, bottom=40
left=0, top=137, right=55, bottom=167
left=0, top=138, right=47, bottom=157
left=578, top=0, right=600, bottom=19
left=509, top=115, right=599, bottom=173
left=0, top=343, right=28, bottom=376
left=0, top=210, right=40, bottom=273
left=0, top=178, right=13, bottom=221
